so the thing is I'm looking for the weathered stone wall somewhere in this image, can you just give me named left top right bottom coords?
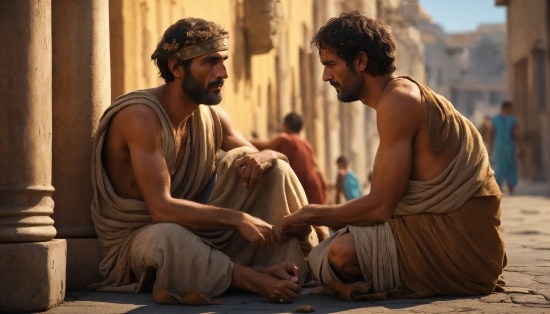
left=109, top=0, right=312, bottom=140
left=498, top=0, right=549, bottom=183
left=383, top=0, right=426, bottom=82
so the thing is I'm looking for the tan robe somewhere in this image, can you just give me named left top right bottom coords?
left=308, top=77, right=506, bottom=300
left=88, top=91, right=317, bottom=303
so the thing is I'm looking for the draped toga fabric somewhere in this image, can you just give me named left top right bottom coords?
left=88, top=91, right=317, bottom=303
left=308, top=76, right=506, bottom=300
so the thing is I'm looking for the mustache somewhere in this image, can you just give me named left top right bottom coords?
left=208, top=79, right=224, bottom=88
left=329, top=80, right=340, bottom=87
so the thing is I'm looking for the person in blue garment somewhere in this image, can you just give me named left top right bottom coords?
left=335, top=156, right=362, bottom=204
left=489, top=101, right=524, bottom=195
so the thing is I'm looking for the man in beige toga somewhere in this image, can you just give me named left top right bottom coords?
left=279, top=12, right=506, bottom=299
left=89, top=18, right=317, bottom=305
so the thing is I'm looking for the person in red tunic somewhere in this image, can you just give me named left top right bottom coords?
left=250, top=113, right=329, bottom=241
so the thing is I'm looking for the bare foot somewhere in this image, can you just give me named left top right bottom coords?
left=231, top=263, right=301, bottom=303
left=261, top=262, right=299, bottom=283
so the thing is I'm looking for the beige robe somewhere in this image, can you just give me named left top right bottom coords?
left=308, top=77, right=506, bottom=300
left=88, top=91, right=317, bottom=303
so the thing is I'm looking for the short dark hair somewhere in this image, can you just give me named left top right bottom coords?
left=501, top=100, right=512, bottom=109
left=151, top=18, right=228, bottom=82
left=311, top=11, right=396, bottom=76
left=336, top=156, right=348, bottom=166
left=283, top=112, right=303, bottom=133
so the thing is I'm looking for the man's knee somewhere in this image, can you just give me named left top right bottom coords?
left=136, top=223, right=199, bottom=249
left=327, top=233, right=359, bottom=271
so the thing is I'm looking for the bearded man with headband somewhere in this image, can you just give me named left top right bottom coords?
left=88, top=18, right=317, bottom=305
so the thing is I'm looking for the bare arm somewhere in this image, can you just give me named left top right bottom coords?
left=212, top=106, right=256, bottom=152
left=249, top=138, right=272, bottom=151
left=115, top=105, right=276, bottom=249
left=213, top=106, right=288, bottom=188
left=279, top=89, right=419, bottom=236
left=335, top=172, right=345, bottom=204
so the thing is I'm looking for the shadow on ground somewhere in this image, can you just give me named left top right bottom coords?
left=59, top=289, right=487, bottom=314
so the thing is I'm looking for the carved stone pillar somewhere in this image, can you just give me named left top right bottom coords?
left=0, top=1, right=66, bottom=312
left=51, top=0, right=111, bottom=289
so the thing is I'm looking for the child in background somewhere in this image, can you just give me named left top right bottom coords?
left=335, top=156, right=362, bottom=204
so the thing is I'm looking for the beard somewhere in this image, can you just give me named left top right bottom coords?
left=181, top=71, right=224, bottom=105
left=330, top=68, right=362, bottom=102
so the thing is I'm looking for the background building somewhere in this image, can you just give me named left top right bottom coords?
left=496, top=0, right=550, bottom=184
left=418, top=12, right=508, bottom=127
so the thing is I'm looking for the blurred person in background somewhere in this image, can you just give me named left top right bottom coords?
left=478, top=115, right=492, bottom=147
left=488, top=101, right=524, bottom=195
left=335, top=155, right=363, bottom=204
left=251, top=112, right=330, bottom=241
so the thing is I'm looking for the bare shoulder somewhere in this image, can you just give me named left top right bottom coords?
left=377, top=79, right=425, bottom=138
left=378, top=79, right=423, bottom=115
left=210, top=105, right=240, bottom=136
left=209, top=106, right=230, bottom=122
left=109, top=104, right=163, bottom=144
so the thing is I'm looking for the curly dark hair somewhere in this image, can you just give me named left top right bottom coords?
left=311, top=11, right=396, bottom=76
left=151, top=18, right=228, bottom=82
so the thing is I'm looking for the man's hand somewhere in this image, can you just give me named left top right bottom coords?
left=261, top=262, right=300, bottom=283
left=277, top=207, right=312, bottom=243
left=233, top=150, right=277, bottom=188
left=238, top=213, right=278, bottom=249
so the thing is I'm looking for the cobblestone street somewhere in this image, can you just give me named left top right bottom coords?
left=45, top=183, right=550, bottom=314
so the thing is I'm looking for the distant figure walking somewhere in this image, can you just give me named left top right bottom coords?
left=489, top=101, right=524, bottom=195
left=335, top=156, right=362, bottom=204
left=250, top=112, right=329, bottom=241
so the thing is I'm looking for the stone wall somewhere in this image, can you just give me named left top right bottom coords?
left=383, top=0, right=425, bottom=82
left=497, top=0, right=550, bottom=184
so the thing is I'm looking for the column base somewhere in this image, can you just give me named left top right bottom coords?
left=66, top=237, right=103, bottom=290
left=0, top=239, right=66, bottom=313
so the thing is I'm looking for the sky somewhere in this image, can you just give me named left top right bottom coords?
left=418, top=0, right=506, bottom=33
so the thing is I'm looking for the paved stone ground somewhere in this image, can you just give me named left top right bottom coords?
left=44, top=182, right=550, bottom=314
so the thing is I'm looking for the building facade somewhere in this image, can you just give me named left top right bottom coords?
left=496, top=0, right=550, bottom=184
left=418, top=13, right=508, bottom=127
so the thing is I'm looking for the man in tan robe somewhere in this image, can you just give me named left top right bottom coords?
left=278, top=12, right=506, bottom=300
left=88, top=18, right=317, bottom=305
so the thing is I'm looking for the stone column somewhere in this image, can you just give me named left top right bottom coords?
left=51, top=0, right=111, bottom=289
left=0, top=1, right=66, bottom=312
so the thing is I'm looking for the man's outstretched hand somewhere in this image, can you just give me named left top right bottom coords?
left=277, top=208, right=312, bottom=243
left=238, top=213, right=278, bottom=249
left=233, top=151, right=278, bottom=188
